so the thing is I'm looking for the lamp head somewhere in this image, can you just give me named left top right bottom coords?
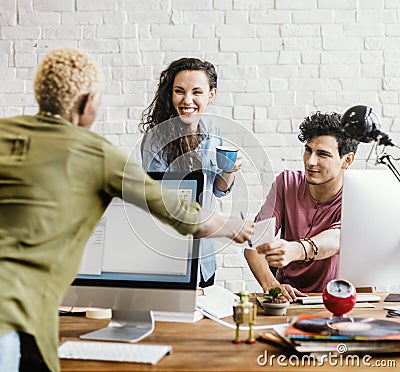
left=341, top=105, right=393, bottom=146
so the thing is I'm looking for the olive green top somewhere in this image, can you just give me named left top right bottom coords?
left=0, top=114, right=200, bottom=372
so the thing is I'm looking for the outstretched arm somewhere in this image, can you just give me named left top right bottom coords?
left=120, top=155, right=253, bottom=244
left=256, top=229, right=340, bottom=268
left=194, top=210, right=254, bottom=244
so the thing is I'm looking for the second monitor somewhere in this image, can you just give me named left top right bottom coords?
left=339, top=169, right=400, bottom=291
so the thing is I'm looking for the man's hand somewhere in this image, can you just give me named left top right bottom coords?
left=265, top=283, right=307, bottom=303
left=256, top=239, right=302, bottom=267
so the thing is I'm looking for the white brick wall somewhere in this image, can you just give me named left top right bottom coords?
left=1, top=1, right=399, bottom=292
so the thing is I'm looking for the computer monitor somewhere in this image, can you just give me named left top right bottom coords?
left=62, top=171, right=204, bottom=342
left=339, top=169, right=400, bottom=290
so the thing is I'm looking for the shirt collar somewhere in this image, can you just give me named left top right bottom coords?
left=35, top=112, right=73, bottom=126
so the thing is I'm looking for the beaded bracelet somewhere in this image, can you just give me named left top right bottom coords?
left=297, top=239, right=308, bottom=262
left=305, top=238, right=319, bottom=260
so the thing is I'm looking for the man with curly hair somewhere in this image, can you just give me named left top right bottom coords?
left=245, top=112, right=359, bottom=301
left=0, top=48, right=253, bottom=372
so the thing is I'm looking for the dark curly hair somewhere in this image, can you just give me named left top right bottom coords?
left=298, top=112, right=359, bottom=157
left=139, top=58, right=217, bottom=170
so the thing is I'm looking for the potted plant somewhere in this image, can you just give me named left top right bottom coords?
left=262, top=287, right=290, bottom=316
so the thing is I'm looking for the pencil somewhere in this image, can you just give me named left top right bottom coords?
left=240, top=211, right=253, bottom=248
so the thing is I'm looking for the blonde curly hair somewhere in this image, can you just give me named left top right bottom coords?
left=34, top=48, right=103, bottom=118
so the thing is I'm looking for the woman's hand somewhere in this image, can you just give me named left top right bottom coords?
left=216, top=151, right=243, bottom=192
left=224, top=151, right=243, bottom=174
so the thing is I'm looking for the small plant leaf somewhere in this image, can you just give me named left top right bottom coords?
left=263, top=287, right=283, bottom=303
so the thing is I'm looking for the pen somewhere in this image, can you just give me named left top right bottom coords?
left=240, top=211, right=253, bottom=248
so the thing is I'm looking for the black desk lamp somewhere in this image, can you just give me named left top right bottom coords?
left=341, top=105, right=400, bottom=182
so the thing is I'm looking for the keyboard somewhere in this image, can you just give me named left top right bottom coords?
left=296, top=294, right=381, bottom=305
left=58, top=341, right=172, bottom=364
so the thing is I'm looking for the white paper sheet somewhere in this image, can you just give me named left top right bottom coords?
left=215, top=217, right=275, bottom=250
left=245, top=217, right=276, bottom=250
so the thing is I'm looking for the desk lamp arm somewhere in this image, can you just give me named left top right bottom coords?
left=377, top=153, right=400, bottom=183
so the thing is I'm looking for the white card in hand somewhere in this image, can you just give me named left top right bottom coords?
left=214, top=217, right=275, bottom=250
left=246, top=217, right=276, bottom=250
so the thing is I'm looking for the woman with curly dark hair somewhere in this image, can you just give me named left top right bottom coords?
left=140, top=57, right=242, bottom=287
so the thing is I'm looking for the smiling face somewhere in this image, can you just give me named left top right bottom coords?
left=172, top=70, right=216, bottom=130
left=303, top=135, right=354, bottom=201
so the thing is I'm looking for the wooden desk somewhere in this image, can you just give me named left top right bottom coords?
left=60, top=295, right=399, bottom=371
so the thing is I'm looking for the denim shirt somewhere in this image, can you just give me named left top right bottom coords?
left=141, top=119, right=231, bottom=281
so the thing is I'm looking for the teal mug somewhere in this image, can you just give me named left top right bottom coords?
left=216, top=146, right=238, bottom=171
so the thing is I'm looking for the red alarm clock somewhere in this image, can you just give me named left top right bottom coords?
left=322, top=279, right=357, bottom=317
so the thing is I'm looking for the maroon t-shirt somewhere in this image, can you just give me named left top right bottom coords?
left=255, top=170, right=341, bottom=293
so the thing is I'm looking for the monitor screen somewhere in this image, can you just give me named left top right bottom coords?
left=61, top=171, right=204, bottom=341
left=338, top=169, right=400, bottom=291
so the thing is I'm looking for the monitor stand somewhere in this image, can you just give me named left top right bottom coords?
left=80, top=310, right=154, bottom=343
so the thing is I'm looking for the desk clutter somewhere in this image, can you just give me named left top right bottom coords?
left=259, top=314, right=400, bottom=354
left=58, top=290, right=400, bottom=370
left=256, top=281, right=400, bottom=355
left=385, top=306, right=400, bottom=318
left=384, top=293, right=400, bottom=302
